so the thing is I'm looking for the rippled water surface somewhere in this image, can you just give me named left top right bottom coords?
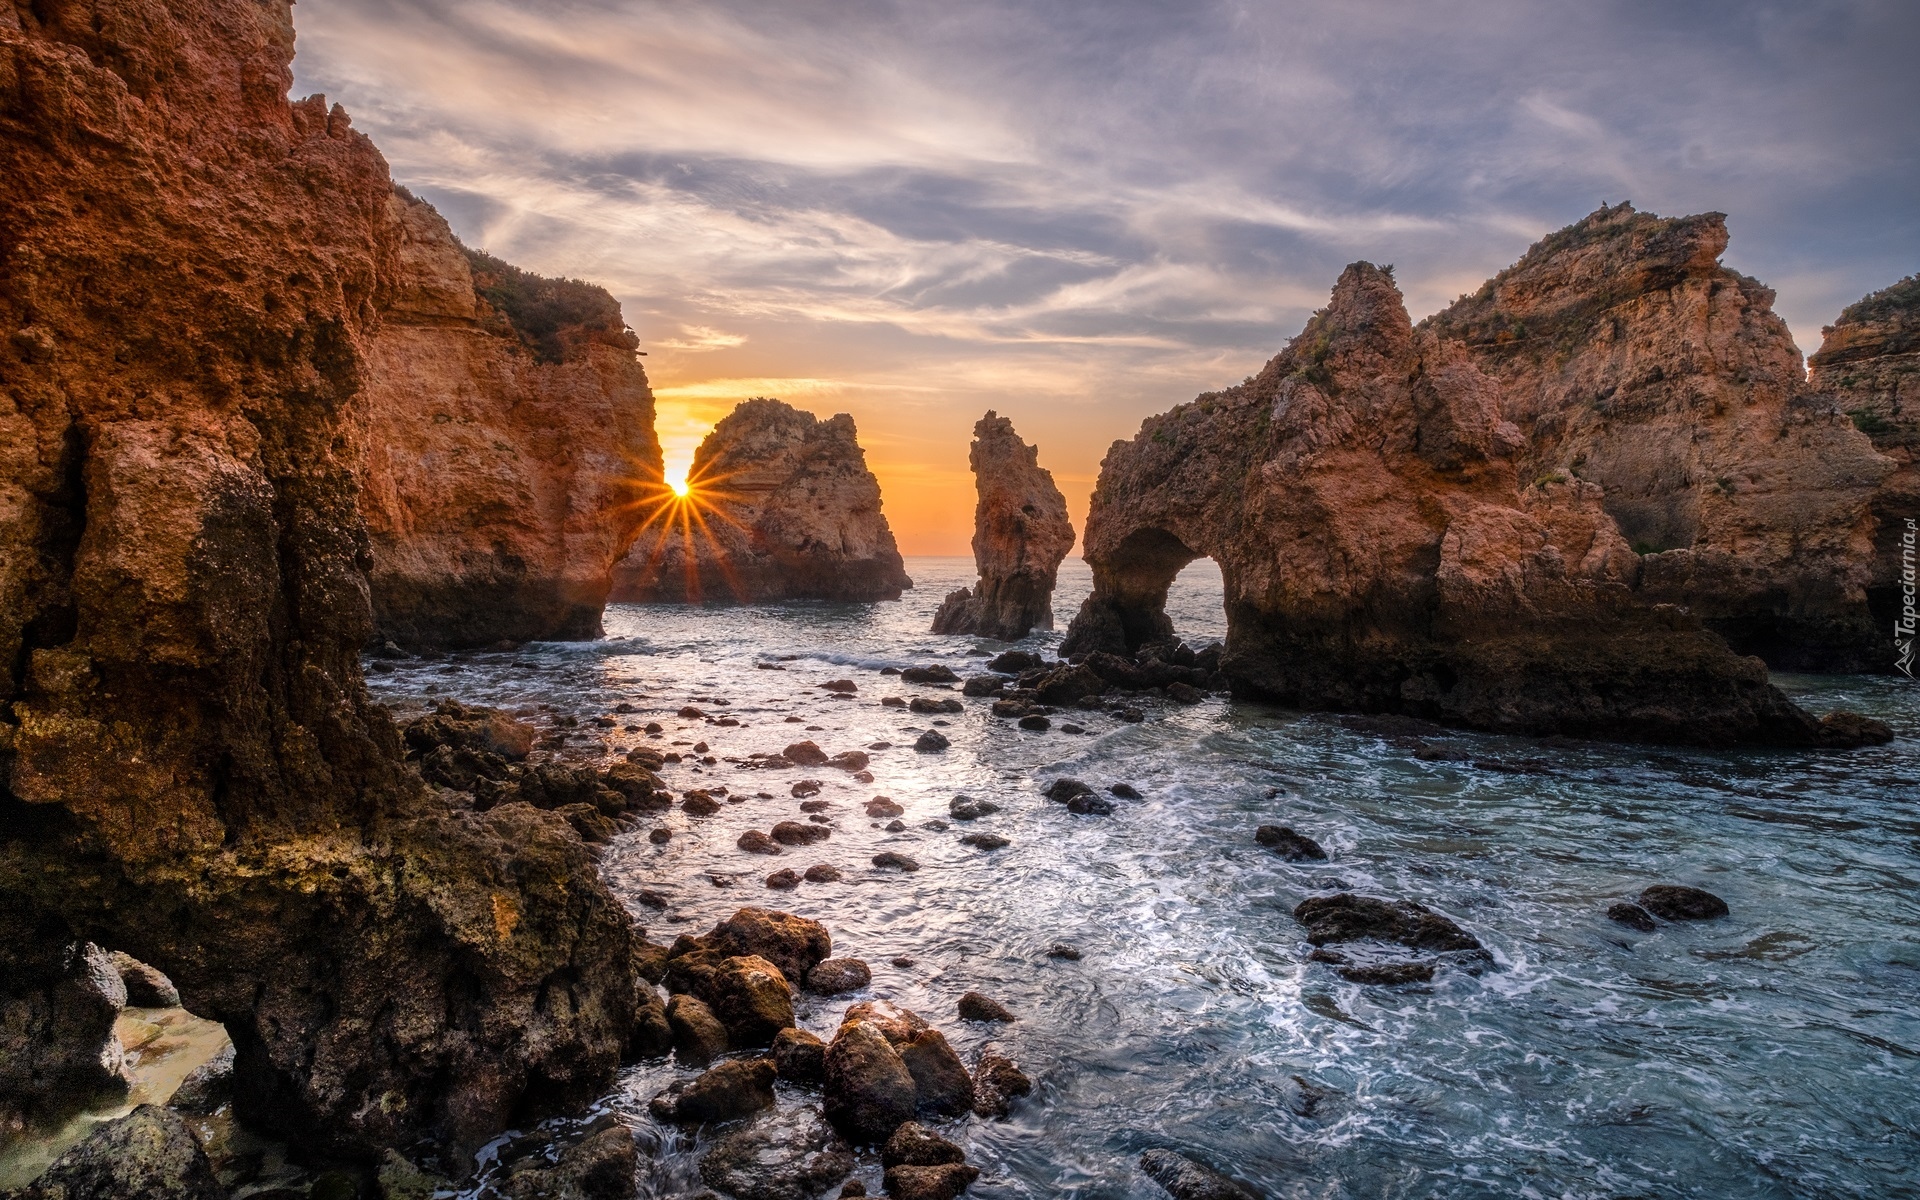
left=367, top=557, right=1920, bottom=1199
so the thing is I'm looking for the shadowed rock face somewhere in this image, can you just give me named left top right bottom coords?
left=610, top=397, right=911, bottom=603
left=1063, top=242, right=1876, bottom=747
left=0, top=0, right=634, bottom=1162
left=931, top=411, right=1075, bottom=640
left=1422, top=204, right=1891, bottom=671
left=358, top=190, right=662, bottom=650
left=1808, top=275, right=1920, bottom=671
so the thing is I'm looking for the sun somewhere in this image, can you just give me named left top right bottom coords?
left=668, top=474, right=691, bottom=499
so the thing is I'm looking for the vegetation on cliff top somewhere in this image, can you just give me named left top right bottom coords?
left=462, top=247, right=638, bottom=364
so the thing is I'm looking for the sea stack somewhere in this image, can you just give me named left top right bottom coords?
left=1808, top=274, right=1919, bottom=665
left=609, top=398, right=911, bottom=603
left=1062, top=227, right=1889, bottom=748
left=931, top=411, right=1076, bottom=640
left=357, top=188, right=663, bottom=650
left=0, top=0, right=636, bottom=1160
left=1422, top=204, right=1891, bottom=671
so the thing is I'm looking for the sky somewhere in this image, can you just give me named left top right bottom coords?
left=293, top=0, right=1920, bottom=555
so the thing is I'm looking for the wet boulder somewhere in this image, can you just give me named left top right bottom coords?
left=629, top=986, right=674, bottom=1060
left=1639, top=885, right=1729, bottom=921
left=680, top=955, right=795, bottom=1048
left=738, top=830, right=785, bottom=855
left=883, top=1121, right=966, bottom=1168
left=829, top=751, right=871, bottom=772
left=988, top=650, right=1043, bottom=673
left=766, top=868, right=802, bottom=891
left=500, top=1121, right=638, bottom=1200
left=1292, top=894, right=1482, bottom=952
left=1254, top=826, right=1327, bottom=861
left=962, top=675, right=1008, bottom=697
left=901, top=665, right=961, bottom=683
left=805, top=864, right=845, bottom=883
left=824, top=1020, right=919, bottom=1144
left=685, top=791, right=724, bottom=817
left=948, top=796, right=1000, bottom=820
left=1043, top=778, right=1093, bottom=803
left=1139, top=1148, right=1260, bottom=1200
left=667, top=995, right=730, bottom=1066
left=1034, top=663, right=1104, bottom=705
left=866, top=797, right=906, bottom=818
left=957, top=992, right=1016, bottom=1023
left=808, top=958, right=873, bottom=996
left=12, top=1105, right=219, bottom=1200
left=1109, top=783, right=1142, bottom=799
left=773, top=821, right=832, bottom=846
left=960, top=833, right=1009, bottom=851
left=1017, top=714, right=1051, bottom=731
left=914, top=730, right=952, bottom=752
left=873, top=852, right=921, bottom=871
left=785, top=741, right=832, bottom=766
left=649, top=1058, right=777, bottom=1124
left=971, top=1049, right=1032, bottom=1119
left=882, top=1163, right=980, bottom=1200
left=699, top=1108, right=856, bottom=1200
left=167, top=1042, right=235, bottom=1116
left=0, top=941, right=131, bottom=1130
left=1607, top=902, right=1657, bottom=932
left=898, top=1029, right=974, bottom=1117
left=774, top=1028, right=828, bottom=1085
left=693, top=907, right=833, bottom=986
left=1066, top=793, right=1116, bottom=816
left=106, top=952, right=180, bottom=1009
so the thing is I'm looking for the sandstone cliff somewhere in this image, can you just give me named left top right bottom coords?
left=1808, top=274, right=1920, bottom=668
left=609, top=397, right=911, bottom=603
left=358, top=190, right=662, bottom=649
left=931, top=411, right=1075, bottom=639
left=1422, top=204, right=1891, bottom=670
left=1062, top=253, right=1880, bottom=746
left=0, top=0, right=634, bottom=1162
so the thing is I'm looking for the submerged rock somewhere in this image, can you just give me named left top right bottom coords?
left=957, top=992, right=1017, bottom=1023
left=1639, top=885, right=1730, bottom=921
left=1062, top=208, right=1892, bottom=743
left=948, top=796, right=1001, bottom=820
left=700, top=1108, right=856, bottom=1200
left=1607, top=902, right=1657, bottom=933
left=12, top=1106, right=219, bottom=1200
left=610, top=398, right=911, bottom=603
left=1255, top=826, right=1327, bottom=861
left=931, top=412, right=1076, bottom=640
left=1139, top=1148, right=1261, bottom=1200
left=1293, top=894, right=1482, bottom=952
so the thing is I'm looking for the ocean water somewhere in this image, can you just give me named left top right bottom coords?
left=366, top=556, right=1920, bottom=1200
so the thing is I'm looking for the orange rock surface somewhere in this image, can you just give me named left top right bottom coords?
left=931, top=411, right=1075, bottom=640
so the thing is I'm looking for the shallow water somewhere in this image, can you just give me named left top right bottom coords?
left=367, top=556, right=1920, bottom=1199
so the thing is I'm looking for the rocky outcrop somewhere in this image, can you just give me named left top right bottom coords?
left=0, top=0, right=635, bottom=1165
left=609, top=398, right=910, bottom=603
left=930, top=411, right=1075, bottom=640
left=357, top=189, right=662, bottom=649
left=1422, top=204, right=1891, bottom=670
left=1063, top=226, right=1887, bottom=747
left=1809, top=274, right=1920, bottom=672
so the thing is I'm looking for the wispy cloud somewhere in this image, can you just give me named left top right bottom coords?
left=295, top=0, right=1920, bottom=553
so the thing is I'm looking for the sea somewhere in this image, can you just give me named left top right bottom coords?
left=362, top=555, right=1920, bottom=1199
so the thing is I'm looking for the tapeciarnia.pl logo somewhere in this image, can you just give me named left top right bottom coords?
left=1899, top=517, right=1917, bottom=679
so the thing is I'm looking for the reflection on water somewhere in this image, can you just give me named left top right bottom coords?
left=366, top=556, right=1920, bottom=1199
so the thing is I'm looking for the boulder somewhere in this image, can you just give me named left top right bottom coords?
left=691, top=908, right=833, bottom=987
left=629, top=987, right=674, bottom=1060
left=499, top=1121, right=638, bottom=1200
left=773, top=1028, right=828, bottom=1086
left=957, top=992, right=1016, bottom=1023
left=739, top=830, right=785, bottom=855
left=901, top=665, right=962, bottom=684
left=1606, top=902, right=1656, bottom=933
left=914, top=731, right=952, bottom=753
left=823, top=1021, right=919, bottom=1144
left=948, top=797, right=1000, bottom=820
left=649, top=1058, right=777, bottom=1124
left=881, top=1163, right=981, bottom=1200
left=898, top=1030, right=974, bottom=1117
left=970, top=1050, right=1033, bottom=1119
left=873, top=852, right=922, bottom=871
left=106, top=952, right=181, bottom=1009
left=785, top=741, right=833, bottom=766
left=1292, top=894, right=1482, bottom=952
left=668, top=955, right=794, bottom=1048
left=1254, top=827, right=1327, bottom=862
left=168, top=1041, right=236, bottom=1116
left=882, top=1122, right=966, bottom=1168
left=0, top=942, right=131, bottom=1130
left=773, top=821, right=833, bottom=846
left=11, top=1106, right=219, bottom=1200
left=805, top=865, right=846, bottom=883
left=699, top=1108, right=856, bottom=1200
left=808, top=959, right=874, bottom=996
left=1639, top=885, right=1730, bottom=921
left=1139, top=1148, right=1261, bottom=1200
left=667, top=995, right=731, bottom=1066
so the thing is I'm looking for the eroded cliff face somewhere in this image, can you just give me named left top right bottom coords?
left=1064, top=257, right=1875, bottom=746
left=358, top=190, right=662, bottom=649
left=931, top=411, right=1075, bottom=640
left=0, top=0, right=633, bottom=1161
left=1808, top=275, right=1920, bottom=669
left=1422, top=204, right=1891, bottom=670
left=609, top=397, right=910, bottom=603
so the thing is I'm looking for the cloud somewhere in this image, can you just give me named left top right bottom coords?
left=293, top=0, right=1920, bottom=553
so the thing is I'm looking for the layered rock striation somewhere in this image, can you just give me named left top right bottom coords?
left=358, top=189, right=662, bottom=649
left=610, top=397, right=911, bottom=603
left=1808, top=274, right=1920, bottom=669
left=1421, top=204, right=1891, bottom=670
left=0, top=0, right=635, bottom=1163
left=1063, top=226, right=1885, bottom=747
left=931, top=411, right=1075, bottom=640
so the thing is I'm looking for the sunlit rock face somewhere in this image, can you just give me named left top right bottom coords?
left=358, top=189, right=663, bottom=650
left=931, top=411, right=1075, bottom=640
left=609, top=398, right=911, bottom=603
left=1808, top=275, right=1920, bottom=663
left=0, top=0, right=634, bottom=1160
left=1064, top=236, right=1877, bottom=746
left=1422, top=203, right=1890, bottom=672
